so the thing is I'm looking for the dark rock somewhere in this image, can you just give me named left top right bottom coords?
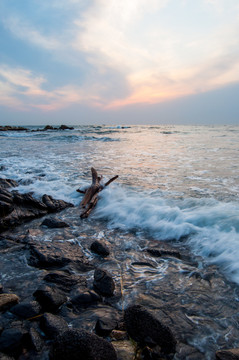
left=131, top=261, right=156, bottom=268
left=71, top=290, right=101, bottom=308
left=10, top=301, right=41, bottom=319
left=147, top=248, right=181, bottom=260
left=0, top=353, right=14, bottom=360
left=0, top=126, right=28, bottom=132
left=50, top=329, right=117, bottom=360
left=29, top=241, right=92, bottom=271
left=33, top=285, right=67, bottom=312
left=0, top=285, right=2, bottom=293
left=0, top=201, right=14, bottom=217
left=41, top=217, right=70, bottom=228
left=59, top=125, right=74, bottom=130
left=216, top=348, right=239, bottom=359
left=40, top=313, right=68, bottom=339
left=0, top=327, right=27, bottom=357
left=0, top=179, right=18, bottom=189
left=90, top=240, right=110, bottom=257
left=43, top=125, right=55, bottom=131
left=42, top=194, right=74, bottom=213
left=0, top=294, right=19, bottom=311
left=95, top=316, right=118, bottom=337
left=124, top=304, right=177, bottom=355
left=43, top=271, right=86, bottom=292
left=29, top=327, right=44, bottom=352
left=12, top=192, right=47, bottom=210
left=93, top=269, right=115, bottom=297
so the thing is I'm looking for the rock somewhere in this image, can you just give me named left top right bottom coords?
left=0, top=327, right=27, bottom=357
left=42, top=194, right=74, bottom=213
left=33, top=285, right=67, bottom=312
left=113, top=340, right=136, bottom=360
left=111, top=330, right=127, bottom=341
left=44, top=271, right=87, bottom=292
left=0, top=294, right=19, bottom=311
left=12, top=191, right=47, bottom=210
left=0, top=285, right=2, bottom=293
left=95, top=316, right=118, bottom=337
left=93, top=269, right=115, bottom=297
left=41, top=217, right=70, bottom=228
left=29, top=327, right=44, bottom=352
left=0, top=200, right=14, bottom=217
left=43, top=125, right=55, bottom=131
left=59, top=125, right=74, bottom=130
left=147, top=248, right=181, bottom=259
left=0, top=179, right=18, bottom=189
left=29, top=241, right=92, bottom=271
left=0, top=353, right=14, bottom=360
left=10, top=301, right=41, bottom=319
left=216, top=348, right=239, bottom=359
left=50, top=329, right=117, bottom=360
left=71, top=290, right=101, bottom=308
left=0, top=126, right=27, bottom=132
left=124, top=304, right=177, bottom=355
left=40, top=313, right=68, bottom=339
left=90, top=240, right=110, bottom=257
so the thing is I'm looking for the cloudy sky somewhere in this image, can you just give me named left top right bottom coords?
left=0, top=0, right=239, bottom=125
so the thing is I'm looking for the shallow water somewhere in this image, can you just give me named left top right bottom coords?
left=1, top=124, right=239, bottom=358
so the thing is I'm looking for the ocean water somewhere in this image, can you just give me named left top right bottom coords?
left=1, top=124, right=239, bottom=283
left=1, top=124, right=239, bottom=358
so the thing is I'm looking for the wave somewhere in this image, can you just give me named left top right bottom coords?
left=94, top=186, right=239, bottom=283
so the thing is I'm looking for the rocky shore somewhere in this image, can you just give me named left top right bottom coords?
left=0, top=125, right=74, bottom=132
left=0, top=178, right=239, bottom=359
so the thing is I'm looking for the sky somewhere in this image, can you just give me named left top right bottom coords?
left=0, top=0, right=239, bottom=125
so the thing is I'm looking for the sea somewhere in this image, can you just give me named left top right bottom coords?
left=1, top=124, right=239, bottom=358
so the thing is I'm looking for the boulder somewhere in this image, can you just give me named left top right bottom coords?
left=216, top=348, right=239, bottom=359
left=40, top=313, right=68, bottom=339
left=0, top=294, right=19, bottom=311
left=59, top=125, right=74, bottom=130
left=50, top=329, right=117, bottom=360
left=93, top=269, right=115, bottom=297
left=29, top=327, right=44, bottom=353
left=90, top=240, right=110, bottom=257
left=10, top=301, right=41, bottom=319
left=41, top=217, right=70, bottom=228
left=29, top=241, right=92, bottom=271
left=71, top=290, right=101, bottom=309
left=124, top=304, right=177, bottom=355
left=33, top=285, right=67, bottom=312
left=95, top=316, right=118, bottom=337
left=0, top=179, right=18, bottom=189
left=0, top=327, right=27, bottom=357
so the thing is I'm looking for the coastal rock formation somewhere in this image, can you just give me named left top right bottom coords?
left=0, top=294, right=19, bottom=311
left=216, top=348, right=239, bottom=359
left=124, top=304, right=177, bottom=355
left=40, top=313, right=69, bottom=339
left=50, top=329, right=117, bottom=360
left=10, top=301, right=41, bottom=319
left=90, top=240, right=110, bottom=256
left=0, top=178, right=73, bottom=232
left=33, top=284, right=67, bottom=312
left=41, top=217, right=70, bottom=228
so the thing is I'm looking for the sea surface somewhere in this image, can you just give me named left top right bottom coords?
left=1, top=124, right=239, bottom=358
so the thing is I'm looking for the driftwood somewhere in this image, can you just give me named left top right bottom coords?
left=77, top=168, right=118, bottom=218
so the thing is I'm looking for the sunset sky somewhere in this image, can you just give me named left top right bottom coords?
left=0, top=0, right=239, bottom=125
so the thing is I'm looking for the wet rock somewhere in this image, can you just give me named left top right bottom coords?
left=43, top=125, right=55, bottom=131
left=216, top=348, right=239, bottom=359
left=42, top=194, right=74, bottom=213
left=10, top=301, right=41, bottom=319
left=71, top=290, right=101, bottom=308
left=12, top=192, right=47, bottom=210
left=113, top=340, right=136, bottom=360
left=29, top=241, right=92, bottom=271
left=147, top=248, right=181, bottom=260
left=111, top=330, right=127, bottom=341
left=41, top=217, right=70, bottom=228
left=33, top=285, right=67, bottom=313
left=0, top=294, right=19, bottom=311
left=29, top=327, right=44, bottom=353
left=124, top=304, right=177, bottom=355
left=0, top=126, right=27, bottom=132
left=131, top=261, right=156, bottom=268
left=0, top=179, right=18, bottom=189
left=59, top=125, right=74, bottom=130
left=43, top=271, right=86, bottom=292
left=0, top=200, right=14, bottom=217
left=93, top=269, right=115, bottom=297
left=95, top=316, right=118, bottom=337
left=90, top=240, right=110, bottom=257
left=0, top=327, right=27, bottom=357
left=0, top=353, right=14, bottom=360
left=40, top=313, right=68, bottom=339
left=0, top=285, right=2, bottom=293
left=50, top=329, right=117, bottom=360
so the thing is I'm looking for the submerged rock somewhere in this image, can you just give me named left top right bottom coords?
left=71, top=290, right=101, bottom=309
left=93, top=269, right=115, bottom=297
left=50, top=329, right=117, bottom=360
left=43, top=271, right=86, bottom=292
left=0, top=294, right=19, bottom=311
left=124, top=304, right=177, bottom=355
left=10, top=301, right=41, bottom=319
